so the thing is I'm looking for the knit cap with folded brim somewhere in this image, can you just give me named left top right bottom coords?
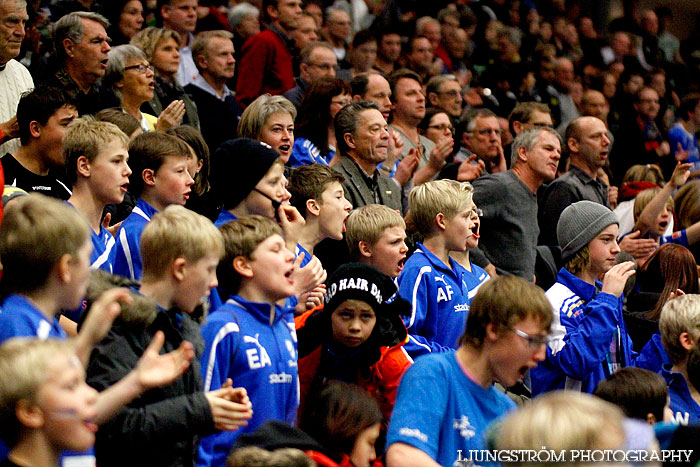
left=212, top=138, right=281, bottom=209
left=557, top=200, right=619, bottom=261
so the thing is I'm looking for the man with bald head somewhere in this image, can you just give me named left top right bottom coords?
left=351, top=71, right=391, bottom=120
left=538, top=116, right=611, bottom=246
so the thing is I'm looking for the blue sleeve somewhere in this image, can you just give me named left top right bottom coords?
left=660, top=229, right=689, bottom=247
left=546, top=293, right=621, bottom=379
left=200, top=315, right=241, bottom=392
left=385, top=359, right=448, bottom=459
left=113, top=223, right=143, bottom=280
left=634, top=334, right=669, bottom=373
left=397, top=264, right=454, bottom=357
left=0, top=313, right=39, bottom=343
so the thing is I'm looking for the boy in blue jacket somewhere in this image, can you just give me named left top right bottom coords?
left=531, top=200, right=637, bottom=395
left=113, top=132, right=194, bottom=280
left=198, top=215, right=300, bottom=467
left=658, top=294, right=700, bottom=425
left=397, top=179, right=481, bottom=358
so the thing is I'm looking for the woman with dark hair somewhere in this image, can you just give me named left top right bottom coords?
left=629, top=243, right=700, bottom=371
left=96, top=0, right=144, bottom=46
left=289, top=77, right=351, bottom=168
left=298, top=381, right=383, bottom=467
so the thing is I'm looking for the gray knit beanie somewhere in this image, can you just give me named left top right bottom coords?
left=557, top=200, right=618, bottom=260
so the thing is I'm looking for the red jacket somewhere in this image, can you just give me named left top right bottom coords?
left=295, top=308, right=413, bottom=423
left=235, top=28, right=295, bottom=108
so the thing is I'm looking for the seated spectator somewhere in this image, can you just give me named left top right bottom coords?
left=289, top=77, right=351, bottom=167
left=112, top=132, right=194, bottom=280
left=160, top=0, right=199, bottom=87
left=594, top=367, right=672, bottom=424
left=298, top=382, right=383, bottom=467
left=296, top=263, right=411, bottom=425
left=374, top=30, right=401, bottom=76
left=397, top=180, right=478, bottom=357
left=613, top=163, right=667, bottom=238
left=130, top=27, right=200, bottom=130
left=426, top=74, right=463, bottom=119
left=345, top=204, right=408, bottom=279
left=531, top=201, right=637, bottom=396
left=95, top=107, right=142, bottom=140
left=658, top=295, right=700, bottom=425
left=351, top=72, right=392, bottom=121
left=185, top=30, right=241, bottom=153
left=322, top=8, right=351, bottom=62
left=228, top=2, right=260, bottom=86
left=198, top=215, right=299, bottom=466
left=87, top=205, right=253, bottom=467
left=668, top=92, right=700, bottom=173
left=2, top=86, right=78, bottom=200
left=385, top=276, right=552, bottom=466
left=237, top=94, right=297, bottom=163
left=102, top=45, right=184, bottom=133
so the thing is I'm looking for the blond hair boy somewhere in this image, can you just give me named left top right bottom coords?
left=86, top=205, right=253, bottom=467
left=345, top=204, right=408, bottom=278
left=65, top=117, right=131, bottom=274
left=397, top=180, right=487, bottom=358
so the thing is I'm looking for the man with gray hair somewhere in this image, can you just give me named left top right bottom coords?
left=426, top=74, right=463, bottom=118
left=185, top=30, right=241, bottom=152
left=332, top=101, right=401, bottom=211
left=43, top=11, right=119, bottom=115
left=0, top=0, right=32, bottom=155
left=472, top=126, right=562, bottom=280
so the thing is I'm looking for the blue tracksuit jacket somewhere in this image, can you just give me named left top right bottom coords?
left=531, top=268, right=637, bottom=395
left=113, top=198, right=158, bottom=280
left=197, top=295, right=299, bottom=467
left=397, top=243, right=473, bottom=358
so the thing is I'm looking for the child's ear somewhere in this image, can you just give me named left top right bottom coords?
left=646, top=413, right=657, bottom=425
left=435, top=212, right=447, bottom=231
left=306, top=198, right=321, bottom=217
left=678, top=331, right=694, bottom=351
left=142, top=168, right=156, bottom=187
left=172, top=257, right=187, bottom=282
left=76, top=155, right=91, bottom=178
left=358, top=240, right=373, bottom=258
left=232, top=256, right=254, bottom=278
left=57, top=253, right=73, bottom=284
left=16, top=399, right=45, bottom=429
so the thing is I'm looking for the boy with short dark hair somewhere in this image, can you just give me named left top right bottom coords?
left=112, top=131, right=194, bottom=280
left=345, top=204, right=408, bottom=279
left=287, top=163, right=352, bottom=266
left=593, top=367, right=672, bottom=424
left=87, top=205, right=253, bottom=467
left=198, top=215, right=300, bottom=467
left=397, top=179, right=480, bottom=357
left=64, top=117, right=131, bottom=273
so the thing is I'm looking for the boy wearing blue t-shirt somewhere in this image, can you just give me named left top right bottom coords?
left=113, top=132, right=194, bottom=280
left=198, top=216, right=300, bottom=467
left=64, top=118, right=132, bottom=274
left=386, top=275, right=553, bottom=467
left=658, top=294, right=700, bottom=425
left=397, top=179, right=480, bottom=358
